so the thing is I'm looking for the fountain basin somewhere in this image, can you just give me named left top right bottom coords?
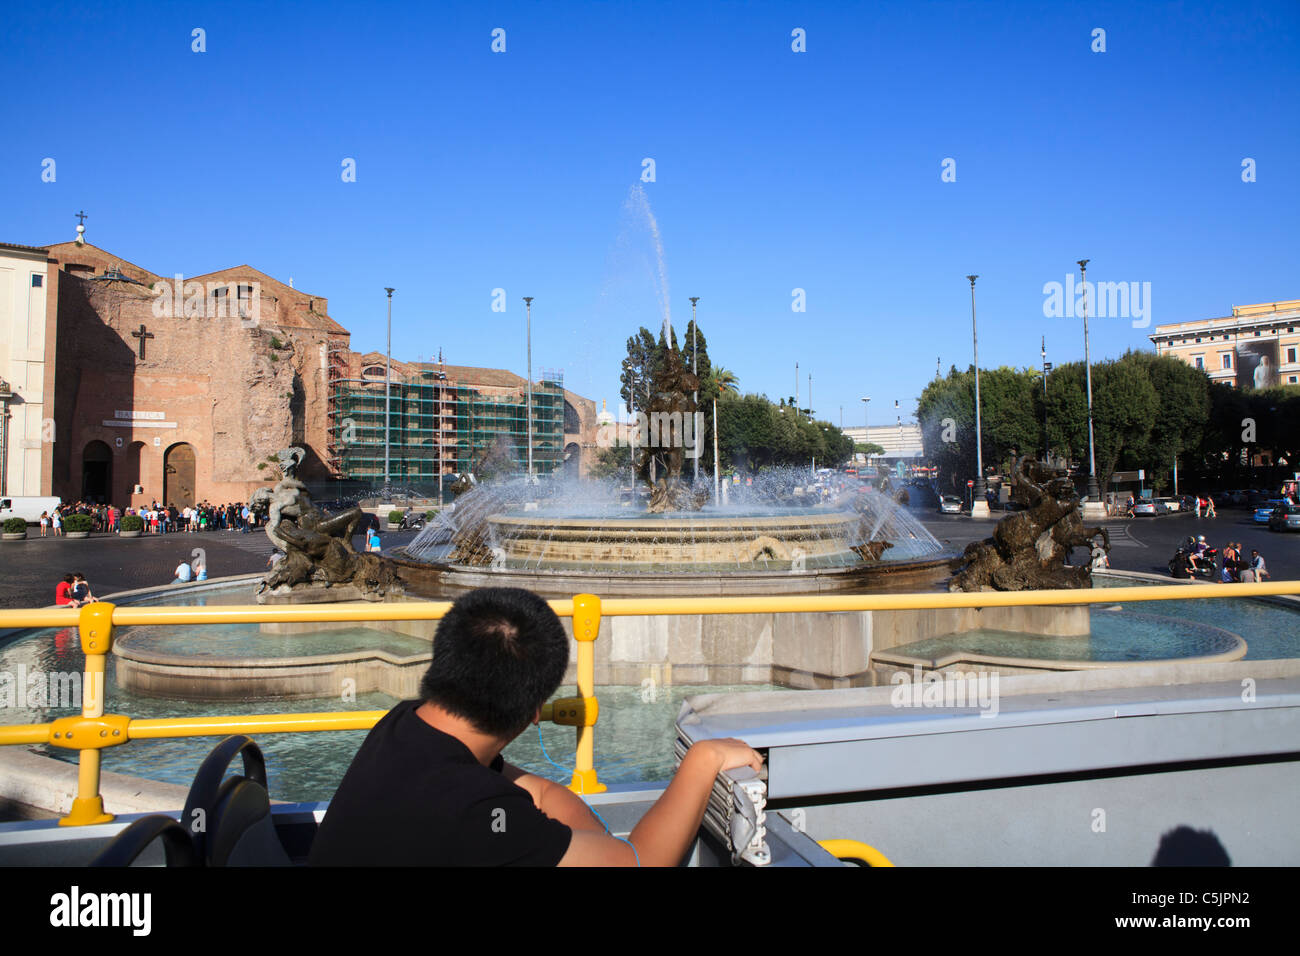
left=483, top=510, right=868, bottom=569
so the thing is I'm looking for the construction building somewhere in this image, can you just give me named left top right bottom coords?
left=331, top=353, right=597, bottom=488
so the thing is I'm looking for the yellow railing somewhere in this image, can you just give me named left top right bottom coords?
left=0, top=581, right=1297, bottom=826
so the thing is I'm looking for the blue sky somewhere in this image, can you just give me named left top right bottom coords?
left=3, top=0, right=1297, bottom=426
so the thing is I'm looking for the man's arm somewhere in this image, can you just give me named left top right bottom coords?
left=557, top=738, right=763, bottom=867
left=500, top=762, right=606, bottom=833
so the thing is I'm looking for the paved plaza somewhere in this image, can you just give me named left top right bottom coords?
left=1, top=509, right=1295, bottom=610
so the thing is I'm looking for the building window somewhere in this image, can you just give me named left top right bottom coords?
left=1194, top=356, right=1204, bottom=370
left=1221, top=354, right=1232, bottom=369
left=31, top=274, right=42, bottom=288
left=1195, top=337, right=1201, bottom=343
left=1288, top=347, right=1297, bottom=364
left=1290, top=376, right=1298, bottom=384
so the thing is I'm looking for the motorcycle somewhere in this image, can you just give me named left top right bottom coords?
left=1168, top=537, right=1219, bottom=580
left=399, top=512, right=425, bottom=531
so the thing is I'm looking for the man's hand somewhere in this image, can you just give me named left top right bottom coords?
left=694, top=738, right=764, bottom=776
left=558, top=737, right=765, bottom=867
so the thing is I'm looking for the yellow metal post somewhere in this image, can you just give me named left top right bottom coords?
left=568, top=593, right=606, bottom=794
left=60, top=602, right=115, bottom=826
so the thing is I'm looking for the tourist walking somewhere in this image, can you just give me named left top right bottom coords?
left=51, top=510, right=62, bottom=537
left=1194, top=496, right=1203, bottom=518
left=39, top=511, right=48, bottom=537
left=1206, top=496, right=1217, bottom=518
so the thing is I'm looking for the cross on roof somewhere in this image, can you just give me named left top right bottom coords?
left=131, top=323, right=154, bottom=360
left=76, top=211, right=87, bottom=226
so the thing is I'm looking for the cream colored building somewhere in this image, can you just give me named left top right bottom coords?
left=1149, top=299, right=1300, bottom=388
left=0, top=243, right=51, bottom=496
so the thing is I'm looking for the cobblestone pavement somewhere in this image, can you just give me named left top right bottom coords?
left=0, top=528, right=423, bottom=609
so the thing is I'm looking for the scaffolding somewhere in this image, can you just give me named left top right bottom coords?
left=330, top=367, right=564, bottom=486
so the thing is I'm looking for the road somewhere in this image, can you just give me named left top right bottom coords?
left=1, top=509, right=1295, bottom=610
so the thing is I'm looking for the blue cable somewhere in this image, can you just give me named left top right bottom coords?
left=536, top=723, right=640, bottom=867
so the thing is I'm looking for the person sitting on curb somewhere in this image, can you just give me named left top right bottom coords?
left=70, top=572, right=97, bottom=604
left=173, top=560, right=194, bottom=584
left=54, top=574, right=82, bottom=608
left=1242, top=549, right=1269, bottom=582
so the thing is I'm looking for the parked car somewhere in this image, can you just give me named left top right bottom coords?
left=1155, top=497, right=1181, bottom=513
left=938, top=496, right=963, bottom=515
left=1132, top=499, right=1168, bottom=516
left=1269, top=504, right=1300, bottom=532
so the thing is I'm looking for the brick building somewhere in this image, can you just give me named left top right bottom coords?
left=9, top=235, right=347, bottom=508
left=2, top=231, right=603, bottom=507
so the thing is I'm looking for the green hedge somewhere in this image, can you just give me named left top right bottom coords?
left=3, top=517, right=26, bottom=534
left=388, top=511, right=405, bottom=524
left=120, top=514, right=145, bottom=532
left=62, top=514, right=94, bottom=533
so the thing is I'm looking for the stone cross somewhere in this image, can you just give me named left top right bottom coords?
left=131, top=323, right=154, bottom=359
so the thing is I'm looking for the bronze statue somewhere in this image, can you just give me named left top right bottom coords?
left=949, top=456, right=1109, bottom=591
left=252, top=447, right=403, bottom=602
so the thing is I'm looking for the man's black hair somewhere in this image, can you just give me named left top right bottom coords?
left=419, top=587, right=569, bottom=737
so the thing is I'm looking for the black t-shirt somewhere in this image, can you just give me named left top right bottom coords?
left=309, top=700, right=572, bottom=866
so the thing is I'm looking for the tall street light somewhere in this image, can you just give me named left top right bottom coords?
left=860, top=396, right=871, bottom=467
left=690, top=296, right=699, bottom=482
left=384, top=287, right=394, bottom=491
left=1041, top=335, right=1051, bottom=464
left=1079, top=259, right=1101, bottom=510
left=523, top=296, right=534, bottom=477
left=967, top=275, right=989, bottom=518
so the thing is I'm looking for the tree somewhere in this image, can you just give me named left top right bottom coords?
left=1089, top=356, right=1159, bottom=490
left=619, top=327, right=658, bottom=415
left=916, top=366, right=978, bottom=491
left=682, top=319, right=712, bottom=392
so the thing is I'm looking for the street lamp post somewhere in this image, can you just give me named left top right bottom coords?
left=384, top=287, right=394, bottom=492
left=1079, top=259, right=1103, bottom=513
left=1042, top=336, right=1050, bottom=464
left=967, top=275, right=989, bottom=518
left=860, top=396, right=871, bottom=467
left=690, top=296, right=699, bottom=482
left=523, top=296, right=534, bottom=477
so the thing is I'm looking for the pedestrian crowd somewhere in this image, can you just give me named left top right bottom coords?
left=38, top=500, right=261, bottom=536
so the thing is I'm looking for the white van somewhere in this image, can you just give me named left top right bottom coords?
left=0, top=496, right=62, bottom=524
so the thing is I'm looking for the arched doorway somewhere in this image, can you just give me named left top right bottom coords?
left=564, top=442, right=581, bottom=480
left=81, top=441, right=112, bottom=503
left=164, top=442, right=196, bottom=507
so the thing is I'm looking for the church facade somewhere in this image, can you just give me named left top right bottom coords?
left=23, top=238, right=347, bottom=508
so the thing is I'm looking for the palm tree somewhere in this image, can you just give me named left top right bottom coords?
left=704, top=367, right=739, bottom=400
